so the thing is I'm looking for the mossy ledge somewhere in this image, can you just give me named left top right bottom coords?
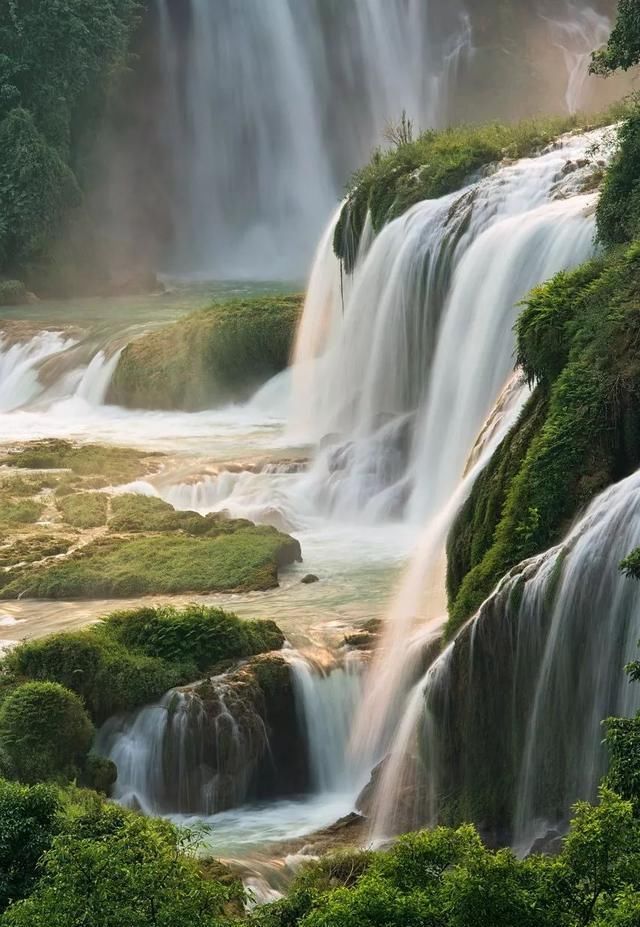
left=447, top=240, right=640, bottom=635
left=334, top=108, right=629, bottom=273
left=107, top=293, right=303, bottom=411
left=0, top=440, right=302, bottom=598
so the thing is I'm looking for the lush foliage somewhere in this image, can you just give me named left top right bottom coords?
left=108, top=294, right=303, bottom=411
left=1, top=801, right=234, bottom=927
left=448, top=241, right=640, bottom=631
left=0, top=0, right=138, bottom=279
left=4, top=604, right=285, bottom=724
left=0, top=780, right=60, bottom=913
left=591, top=0, right=640, bottom=76
left=333, top=112, right=624, bottom=272
left=0, top=682, right=93, bottom=782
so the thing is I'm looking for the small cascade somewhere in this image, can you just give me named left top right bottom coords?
left=96, top=682, right=272, bottom=815
left=73, top=349, right=124, bottom=405
left=0, top=332, right=76, bottom=412
left=370, top=469, right=640, bottom=844
left=285, top=651, right=366, bottom=796
left=97, top=652, right=367, bottom=819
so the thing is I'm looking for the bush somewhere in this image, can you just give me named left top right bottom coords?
left=596, top=106, right=640, bottom=246
left=5, top=632, right=182, bottom=724
left=0, top=682, right=93, bottom=782
left=0, top=779, right=60, bottom=912
left=1, top=803, right=231, bottom=927
left=100, top=604, right=285, bottom=671
left=78, top=756, right=117, bottom=795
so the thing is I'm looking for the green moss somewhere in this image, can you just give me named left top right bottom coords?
left=1, top=440, right=157, bottom=485
left=58, top=493, right=108, bottom=529
left=108, top=293, right=303, bottom=411
left=0, top=498, right=43, bottom=526
left=0, top=535, right=74, bottom=568
left=334, top=113, right=621, bottom=271
left=0, top=521, right=301, bottom=599
left=5, top=605, right=286, bottom=722
left=447, top=242, right=640, bottom=634
left=109, top=493, right=179, bottom=532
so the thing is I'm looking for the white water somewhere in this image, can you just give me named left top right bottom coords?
left=293, top=128, right=609, bottom=526
left=543, top=2, right=611, bottom=114
left=153, top=0, right=472, bottom=277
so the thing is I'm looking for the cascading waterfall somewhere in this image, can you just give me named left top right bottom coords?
left=0, top=332, right=76, bottom=412
left=285, top=651, right=366, bottom=796
left=282, top=126, right=618, bottom=842
left=369, top=469, right=640, bottom=845
left=152, top=0, right=471, bottom=278
left=293, top=128, right=610, bottom=524
left=97, top=652, right=366, bottom=818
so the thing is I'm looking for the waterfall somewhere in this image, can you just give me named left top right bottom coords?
left=370, top=469, right=640, bottom=843
left=292, top=128, right=610, bottom=524
left=0, top=332, right=76, bottom=412
left=152, top=0, right=472, bottom=278
left=286, top=651, right=366, bottom=796
left=97, top=652, right=366, bottom=817
left=542, top=2, right=611, bottom=114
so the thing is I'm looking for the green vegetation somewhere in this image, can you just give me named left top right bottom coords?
left=0, top=282, right=27, bottom=306
left=0, top=800, right=236, bottom=927
left=333, top=112, right=623, bottom=272
left=0, top=523, right=300, bottom=598
left=0, top=1, right=138, bottom=286
left=590, top=0, right=640, bottom=76
left=447, top=240, right=640, bottom=633
left=108, top=294, right=303, bottom=411
left=1, top=439, right=156, bottom=486
left=0, top=683, right=93, bottom=783
left=4, top=604, right=286, bottom=724
left=58, top=492, right=108, bottom=529
left=0, top=779, right=60, bottom=913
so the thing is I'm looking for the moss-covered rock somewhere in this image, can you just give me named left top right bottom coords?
left=58, top=492, right=108, bottom=529
left=4, top=605, right=287, bottom=723
left=0, top=523, right=301, bottom=598
left=334, top=114, right=621, bottom=272
left=447, top=242, right=640, bottom=634
left=1, top=439, right=159, bottom=487
left=107, top=293, right=303, bottom=411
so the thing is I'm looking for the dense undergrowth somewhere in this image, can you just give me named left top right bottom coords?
left=108, top=294, right=303, bottom=411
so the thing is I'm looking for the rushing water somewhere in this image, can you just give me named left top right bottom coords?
left=0, top=116, right=629, bottom=867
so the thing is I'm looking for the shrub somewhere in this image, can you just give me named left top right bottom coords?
left=0, top=682, right=93, bottom=782
left=100, top=604, right=285, bottom=671
left=78, top=756, right=117, bottom=795
left=0, top=779, right=60, bottom=912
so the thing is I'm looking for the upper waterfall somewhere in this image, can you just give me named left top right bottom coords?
left=106, top=0, right=616, bottom=280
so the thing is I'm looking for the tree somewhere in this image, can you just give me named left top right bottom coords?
left=0, top=682, right=93, bottom=782
left=591, top=0, right=640, bottom=76
left=1, top=804, right=232, bottom=927
left=0, top=779, right=60, bottom=912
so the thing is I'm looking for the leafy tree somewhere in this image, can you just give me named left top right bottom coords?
left=1, top=804, right=232, bottom=927
left=0, top=779, right=60, bottom=912
left=591, top=0, right=640, bottom=76
left=0, top=681, right=93, bottom=782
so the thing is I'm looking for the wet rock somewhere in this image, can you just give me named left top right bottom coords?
left=529, top=829, right=565, bottom=857
left=344, top=619, right=381, bottom=651
left=301, top=573, right=319, bottom=584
